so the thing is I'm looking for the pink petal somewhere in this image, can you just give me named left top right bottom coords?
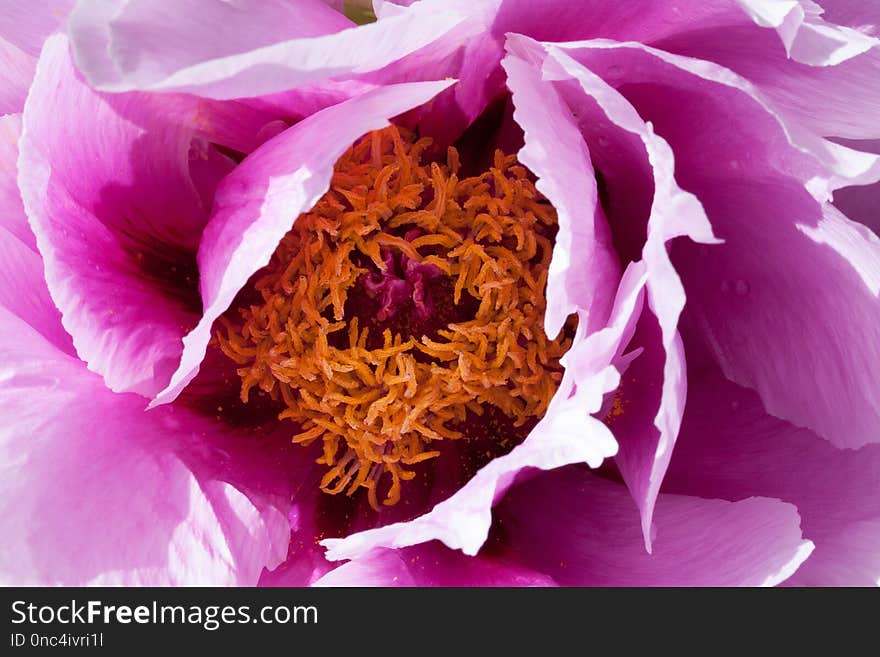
left=0, top=0, right=73, bottom=56
left=0, top=114, right=36, bottom=250
left=361, top=0, right=504, bottom=144
left=510, top=34, right=719, bottom=548
left=369, top=0, right=756, bottom=144
left=832, top=139, right=880, bottom=234
left=184, top=98, right=292, bottom=156
left=735, top=0, right=877, bottom=65
left=0, top=178, right=73, bottom=357
left=18, top=36, right=218, bottom=397
left=257, top=487, right=338, bottom=587
left=0, top=309, right=288, bottom=586
left=0, top=114, right=70, bottom=353
left=789, top=521, right=880, bottom=586
left=655, top=14, right=880, bottom=139
left=496, top=467, right=813, bottom=586
left=68, top=0, right=467, bottom=99
left=818, top=0, right=880, bottom=35
left=314, top=543, right=556, bottom=586
left=664, top=366, right=880, bottom=586
left=0, top=37, right=37, bottom=114
left=550, top=40, right=880, bottom=197
left=369, top=0, right=783, bottom=144
left=152, top=79, right=456, bottom=407
left=547, top=39, right=880, bottom=448
left=493, top=0, right=746, bottom=43
left=674, top=190, right=880, bottom=451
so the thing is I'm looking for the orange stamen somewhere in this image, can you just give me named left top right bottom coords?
left=218, top=126, right=574, bottom=509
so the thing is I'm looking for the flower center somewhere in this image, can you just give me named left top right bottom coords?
left=218, top=126, right=573, bottom=509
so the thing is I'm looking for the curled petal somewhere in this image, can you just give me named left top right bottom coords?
left=508, top=34, right=719, bottom=548
left=735, top=0, right=877, bottom=65
left=257, top=486, right=339, bottom=587
left=68, top=0, right=467, bottom=99
left=832, top=139, right=880, bottom=234
left=0, top=211, right=72, bottom=358
left=549, top=39, right=880, bottom=197
left=19, top=36, right=215, bottom=396
left=501, top=48, right=620, bottom=338
left=655, top=21, right=880, bottom=139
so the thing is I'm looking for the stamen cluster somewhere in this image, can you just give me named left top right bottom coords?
left=219, top=126, right=571, bottom=508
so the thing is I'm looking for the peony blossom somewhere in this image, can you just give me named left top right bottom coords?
left=1, top=0, right=878, bottom=586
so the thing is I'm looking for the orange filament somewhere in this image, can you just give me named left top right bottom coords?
left=218, top=126, right=574, bottom=509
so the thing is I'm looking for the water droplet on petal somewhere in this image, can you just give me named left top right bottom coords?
left=734, top=279, right=750, bottom=296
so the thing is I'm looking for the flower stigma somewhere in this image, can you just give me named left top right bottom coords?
left=218, top=126, right=574, bottom=509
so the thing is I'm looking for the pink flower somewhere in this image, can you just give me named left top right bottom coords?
left=1, top=0, right=878, bottom=586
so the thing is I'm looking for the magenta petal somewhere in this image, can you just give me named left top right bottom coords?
left=152, top=79, right=456, bottom=406
left=18, top=36, right=214, bottom=397
left=375, top=0, right=746, bottom=144
left=497, top=467, right=813, bottom=586
left=665, top=366, right=880, bottom=586
left=0, top=311, right=288, bottom=586
left=68, top=0, right=466, bottom=99
left=314, top=543, right=556, bottom=587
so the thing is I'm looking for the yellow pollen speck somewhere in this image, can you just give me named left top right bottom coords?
left=217, top=126, right=574, bottom=509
